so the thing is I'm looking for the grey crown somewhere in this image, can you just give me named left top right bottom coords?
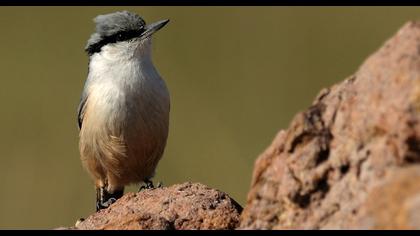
left=85, top=11, right=146, bottom=52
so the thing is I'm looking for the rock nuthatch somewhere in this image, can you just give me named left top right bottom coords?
left=77, top=11, right=170, bottom=211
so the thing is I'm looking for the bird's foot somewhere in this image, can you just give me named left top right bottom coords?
left=96, top=187, right=124, bottom=212
left=138, top=182, right=153, bottom=191
left=138, top=180, right=163, bottom=191
left=96, top=197, right=117, bottom=211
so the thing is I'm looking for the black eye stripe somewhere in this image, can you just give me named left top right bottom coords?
left=108, top=29, right=143, bottom=44
left=114, top=29, right=142, bottom=41
left=85, top=29, right=144, bottom=56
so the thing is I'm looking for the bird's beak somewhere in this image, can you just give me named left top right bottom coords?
left=140, top=19, right=170, bottom=39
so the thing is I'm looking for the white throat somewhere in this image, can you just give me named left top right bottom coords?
left=87, top=37, right=159, bottom=87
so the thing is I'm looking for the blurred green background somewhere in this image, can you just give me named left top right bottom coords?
left=0, top=6, right=419, bottom=228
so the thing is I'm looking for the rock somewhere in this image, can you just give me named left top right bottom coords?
left=72, top=182, right=242, bottom=230
left=240, top=21, right=420, bottom=229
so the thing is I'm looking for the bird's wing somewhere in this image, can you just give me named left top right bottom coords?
left=77, top=88, right=88, bottom=130
left=78, top=59, right=91, bottom=130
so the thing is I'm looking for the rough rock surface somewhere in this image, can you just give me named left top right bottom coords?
left=240, top=21, right=420, bottom=229
left=73, top=182, right=242, bottom=230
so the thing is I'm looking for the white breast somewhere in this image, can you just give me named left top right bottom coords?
left=86, top=40, right=170, bottom=134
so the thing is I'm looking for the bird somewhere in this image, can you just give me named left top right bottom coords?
left=77, top=11, right=170, bottom=212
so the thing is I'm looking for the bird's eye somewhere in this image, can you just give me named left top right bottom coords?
left=117, top=33, right=124, bottom=41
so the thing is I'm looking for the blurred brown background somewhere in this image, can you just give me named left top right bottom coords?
left=0, top=6, right=419, bottom=228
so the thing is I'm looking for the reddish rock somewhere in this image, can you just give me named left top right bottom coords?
left=240, top=21, right=420, bottom=229
left=73, top=182, right=242, bottom=230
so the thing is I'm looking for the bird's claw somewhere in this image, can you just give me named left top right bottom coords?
left=138, top=180, right=163, bottom=192
left=96, top=197, right=117, bottom=211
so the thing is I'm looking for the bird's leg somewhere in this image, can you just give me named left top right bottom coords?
left=96, top=186, right=124, bottom=212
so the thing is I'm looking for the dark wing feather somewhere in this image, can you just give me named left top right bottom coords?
left=77, top=90, right=88, bottom=130
left=78, top=58, right=91, bottom=130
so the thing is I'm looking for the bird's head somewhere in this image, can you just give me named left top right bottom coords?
left=85, top=11, right=169, bottom=56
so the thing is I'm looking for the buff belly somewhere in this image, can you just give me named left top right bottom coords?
left=79, top=84, right=169, bottom=192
